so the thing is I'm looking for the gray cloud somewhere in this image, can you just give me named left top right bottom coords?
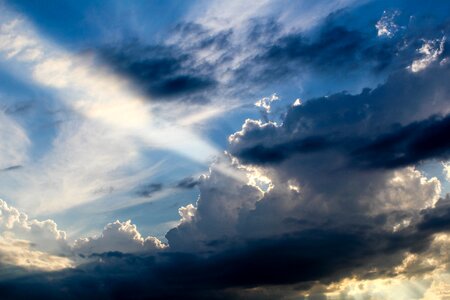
left=135, top=183, right=163, bottom=198
left=176, top=176, right=200, bottom=189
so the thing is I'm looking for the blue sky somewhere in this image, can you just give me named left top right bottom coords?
left=1, top=0, right=450, bottom=299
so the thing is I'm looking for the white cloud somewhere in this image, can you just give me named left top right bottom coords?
left=0, top=199, right=73, bottom=273
left=443, top=162, right=450, bottom=182
left=410, top=37, right=446, bottom=72
left=292, top=98, right=302, bottom=107
left=376, top=10, right=400, bottom=37
left=255, top=94, right=279, bottom=113
left=178, top=204, right=197, bottom=224
left=0, top=236, right=73, bottom=273
left=73, top=220, right=166, bottom=254
left=0, top=198, right=166, bottom=273
left=0, top=199, right=69, bottom=254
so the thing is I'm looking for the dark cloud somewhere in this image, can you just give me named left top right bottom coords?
left=176, top=176, right=199, bottom=189
left=235, top=135, right=333, bottom=164
left=230, top=64, right=450, bottom=168
left=135, top=183, right=163, bottom=198
left=418, top=195, right=450, bottom=233
left=0, top=165, right=23, bottom=172
left=0, top=201, right=449, bottom=300
left=233, top=113, right=450, bottom=169
left=3, top=101, right=33, bottom=115
left=232, top=8, right=450, bottom=90
left=234, top=21, right=401, bottom=85
left=98, top=43, right=215, bottom=102
left=97, top=7, right=450, bottom=106
left=353, top=114, right=450, bottom=169
left=97, top=22, right=234, bottom=102
left=148, top=65, right=450, bottom=299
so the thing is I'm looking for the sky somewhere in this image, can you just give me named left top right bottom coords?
left=0, top=0, right=450, bottom=299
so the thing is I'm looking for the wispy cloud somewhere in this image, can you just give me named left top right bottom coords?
left=0, top=6, right=222, bottom=214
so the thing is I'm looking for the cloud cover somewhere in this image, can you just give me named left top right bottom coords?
left=1, top=0, right=450, bottom=299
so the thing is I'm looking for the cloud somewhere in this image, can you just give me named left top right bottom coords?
left=233, top=20, right=398, bottom=86
left=444, top=162, right=450, bottom=182
left=0, top=165, right=22, bottom=172
left=159, top=57, right=450, bottom=297
left=0, top=236, right=73, bottom=273
left=0, top=199, right=73, bottom=275
left=230, top=6, right=450, bottom=94
left=98, top=41, right=217, bottom=102
left=0, top=111, right=29, bottom=170
left=353, top=114, right=450, bottom=169
left=176, top=176, right=200, bottom=189
left=376, top=10, right=401, bottom=37
left=229, top=64, right=450, bottom=167
left=0, top=197, right=166, bottom=274
left=1, top=1, right=450, bottom=299
left=73, top=220, right=166, bottom=255
left=0, top=199, right=69, bottom=254
left=410, top=37, right=446, bottom=72
left=135, top=183, right=163, bottom=198
left=0, top=9, right=220, bottom=215
left=1, top=201, right=450, bottom=300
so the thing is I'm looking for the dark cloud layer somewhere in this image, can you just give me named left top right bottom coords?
left=234, top=113, right=450, bottom=169
left=230, top=64, right=450, bottom=168
left=419, top=195, right=450, bottom=233
left=0, top=198, right=449, bottom=300
left=354, top=114, right=450, bottom=169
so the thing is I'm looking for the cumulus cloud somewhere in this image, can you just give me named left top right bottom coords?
left=0, top=199, right=73, bottom=274
left=162, top=63, right=450, bottom=296
left=0, top=199, right=68, bottom=254
left=73, top=220, right=166, bottom=255
left=0, top=198, right=166, bottom=277
left=254, top=94, right=279, bottom=113
left=230, top=65, right=450, bottom=168
left=167, top=160, right=263, bottom=252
